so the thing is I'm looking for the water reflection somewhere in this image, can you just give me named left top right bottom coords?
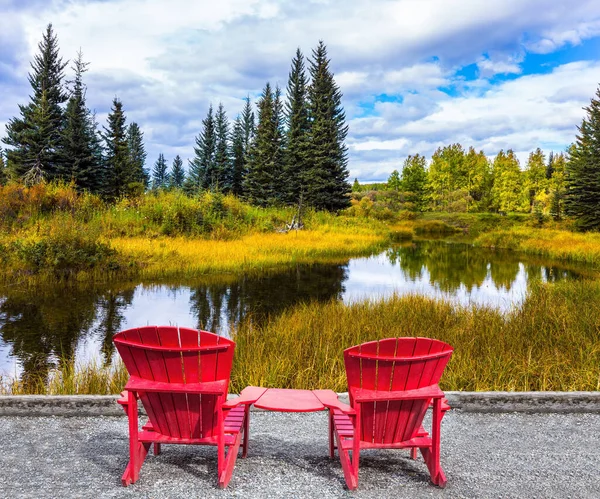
left=0, top=241, right=586, bottom=382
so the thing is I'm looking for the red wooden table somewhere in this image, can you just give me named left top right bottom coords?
left=224, top=386, right=353, bottom=413
left=223, top=386, right=355, bottom=460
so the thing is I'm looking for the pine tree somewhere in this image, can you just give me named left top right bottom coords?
left=549, top=152, right=567, bottom=221
left=127, top=122, right=148, bottom=189
left=152, top=153, right=169, bottom=189
left=352, top=178, right=361, bottom=192
left=101, top=98, right=130, bottom=200
left=230, top=97, right=255, bottom=197
left=231, top=117, right=245, bottom=196
left=59, top=50, right=103, bottom=192
left=0, top=148, right=7, bottom=185
left=245, top=83, right=280, bottom=206
left=306, top=41, right=350, bottom=211
left=387, top=170, right=401, bottom=191
left=284, top=48, right=311, bottom=205
left=565, top=86, right=600, bottom=230
left=188, top=105, right=216, bottom=192
left=546, top=151, right=555, bottom=180
left=3, top=24, right=68, bottom=180
left=214, top=103, right=231, bottom=191
left=401, top=154, right=427, bottom=211
left=169, top=155, right=185, bottom=189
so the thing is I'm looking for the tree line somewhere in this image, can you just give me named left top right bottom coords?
left=370, top=86, right=600, bottom=231
left=0, top=24, right=350, bottom=211
left=371, top=145, right=567, bottom=220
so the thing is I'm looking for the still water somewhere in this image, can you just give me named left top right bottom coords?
left=0, top=240, right=586, bottom=380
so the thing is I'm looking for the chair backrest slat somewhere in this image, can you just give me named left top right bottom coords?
left=344, top=337, right=453, bottom=446
left=114, top=326, right=235, bottom=440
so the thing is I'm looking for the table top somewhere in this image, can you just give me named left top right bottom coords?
left=229, top=386, right=342, bottom=413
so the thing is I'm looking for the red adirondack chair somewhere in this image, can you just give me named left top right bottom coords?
left=113, top=326, right=248, bottom=488
left=329, top=337, right=453, bottom=490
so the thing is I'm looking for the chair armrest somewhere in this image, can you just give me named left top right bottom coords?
left=124, top=376, right=227, bottom=395
left=117, top=391, right=129, bottom=406
left=313, top=390, right=356, bottom=414
left=223, top=386, right=268, bottom=409
left=351, top=384, right=444, bottom=403
left=441, top=397, right=451, bottom=412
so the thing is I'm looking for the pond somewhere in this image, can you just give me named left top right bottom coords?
left=0, top=240, right=589, bottom=381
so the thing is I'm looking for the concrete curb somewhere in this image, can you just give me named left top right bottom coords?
left=1, top=391, right=599, bottom=417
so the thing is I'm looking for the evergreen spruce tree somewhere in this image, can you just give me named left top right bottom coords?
left=272, top=85, right=286, bottom=202
left=127, top=122, right=149, bottom=189
left=214, top=103, right=231, bottom=191
left=231, top=116, right=245, bottom=196
left=241, top=96, right=255, bottom=159
left=169, top=155, right=185, bottom=189
left=101, top=98, right=130, bottom=200
left=245, top=83, right=278, bottom=205
left=352, top=178, right=361, bottom=192
left=546, top=151, right=555, bottom=180
left=230, top=97, right=255, bottom=197
left=152, top=153, right=169, bottom=189
left=59, top=50, right=103, bottom=192
left=387, top=170, right=401, bottom=191
left=549, top=152, right=567, bottom=221
left=0, top=148, right=7, bottom=185
left=284, top=48, right=311, bottom=205
left=401, top=154, right=428, bottom=211
left=565, top=86, right=600, bottom=230
left=188, top=105, right=216, bottom=192
left=3, top=24, right=68, bottom=180
left=306, top=41, right=350, bottom=211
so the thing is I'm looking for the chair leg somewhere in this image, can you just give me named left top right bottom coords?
left=242, top=405, right=250, bottom=458
left=121, top=391, right=150, bottom=486
left=410, top=447, right=418, bottom=460
left=422, top=398, right=446, bottom=488
left=328, top=410, right=335, bottom=458
left=334, top=418, right=359, bottom=490
left=153, top=443, right=161, bottom=455
left=218, top=432, right=243, bottom=488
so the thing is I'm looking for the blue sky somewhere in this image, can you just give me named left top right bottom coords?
left=1, top=0, right=600, bottom=181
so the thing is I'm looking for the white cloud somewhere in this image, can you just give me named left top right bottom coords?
left=1, top=0, right=600, bottom=180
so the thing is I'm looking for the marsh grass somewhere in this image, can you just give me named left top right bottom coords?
left=229, top=280, right=600, bottom=393
left=1, top=359, right=128, bottom=395
left=475, top=227, right=600, bottom=267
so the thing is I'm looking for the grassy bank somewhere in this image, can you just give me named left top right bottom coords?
left=474, top=227, right=600, bottom=267
left=4, top=279, right=599, bottom=394
left=230, top=279, right=600, bottom=392
left=0, top=183, right=389, bottom=282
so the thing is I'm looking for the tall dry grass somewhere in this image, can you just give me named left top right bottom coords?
left=2, top=360, right=128, bottom=395
left=476, top=227, right=600, bottom=266
left=229, top=279, right=600, bottom=392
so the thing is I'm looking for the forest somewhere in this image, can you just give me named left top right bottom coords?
left=1, top=24, right=349, bottom=212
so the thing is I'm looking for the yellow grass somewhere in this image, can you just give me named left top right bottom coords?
left=230, top=280, right=600, bottom=393
left=475, top=227, right=600, bottom=266
left=110, top=226, right=387, bottom=278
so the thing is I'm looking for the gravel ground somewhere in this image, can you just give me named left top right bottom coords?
left=0, top=411, right=598, bottom=498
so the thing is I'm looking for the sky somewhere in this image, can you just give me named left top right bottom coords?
left=1, top=0, right=600, bottom=182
